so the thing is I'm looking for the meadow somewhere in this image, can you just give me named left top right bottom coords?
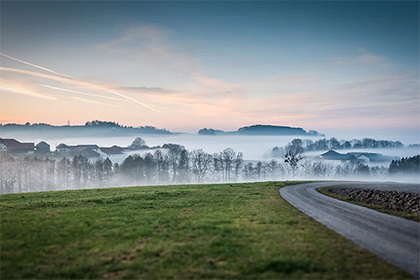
left=0, top=182, right=411, bottom=279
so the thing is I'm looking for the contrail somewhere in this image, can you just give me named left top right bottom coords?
left=38, top=84, right=129, bottom=103
left=40, top=82, right=162, bottom=113
left=69, top=96, right=122, bottom=108
left=97, top=87, right=162, bottom=113
left=0, top=52, right=74, bottom=79
left=0, top=66, right=170, bottom=116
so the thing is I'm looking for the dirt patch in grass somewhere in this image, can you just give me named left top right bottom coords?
left=102, top=270, right=124, bottom=279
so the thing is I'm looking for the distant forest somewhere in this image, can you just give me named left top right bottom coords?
left=1, top=144, right=417, bottom=194
left=0, top=120, right=171, bottom=136
left=389, top=156, right=420, bottom=175
left=198, top=125, right=323, bottom=136
left=269, top=137, right=407, bottom=158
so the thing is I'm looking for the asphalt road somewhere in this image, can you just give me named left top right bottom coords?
left=279, top=182, right=420, bottom=278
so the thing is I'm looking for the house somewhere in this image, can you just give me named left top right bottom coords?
left=319, top=150, right=357, bottom=162
left=75, top=144, right=99, bottom=151
left=56, top=143, right=75, bottom=153
left=56, top=144, right=99, bottom=154
left=99, top=145, right=124, bottom=157
left=71, top=147, right=101, bottom=158
left=347, top=152, right=391, bottom=163
left=319, top=150, right=394, bottom=164
left=0, top=138, right=34, bottom=154
left=355, top=154, right=370, bottom=163
left=35, top=141, right=50, bottom=154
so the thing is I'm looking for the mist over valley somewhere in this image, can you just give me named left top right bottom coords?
left=1, top=121, right=419, bottom=194
left=1, top=1, right=419, bottom=278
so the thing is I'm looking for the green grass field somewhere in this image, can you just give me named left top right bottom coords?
left=0, top=182, right=412, bottom=279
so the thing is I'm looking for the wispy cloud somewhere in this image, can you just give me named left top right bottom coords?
left=0, top=79, right=57, bottom=100
left=95, top=26, right=419, bottom=129
left=97, top=25, right=172, bottom=52
left=330, top=48, right=390, bottom=69
left=67, top=96, right=122, bottom=108
left=0, top=66, right=164, bottom=114
left=97, top=24, right=244, bottom=96
left=97, top=24, right=201, bottom=77
left=1, top=22, right=417, bottom=131
left=240, top=71, right=419, bottom=129
left=357, top=48, right=387, bottom=64
left=121, top=86, right=175, bottom=96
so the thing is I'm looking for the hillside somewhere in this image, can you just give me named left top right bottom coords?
left=0, top=121, right=171, bottom=138
left=199, top=125, right=323, bottom=136
left=0, top=182, right=408, bottom=279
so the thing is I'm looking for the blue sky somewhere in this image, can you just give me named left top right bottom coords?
left=0, top=1, right=418, bottom=136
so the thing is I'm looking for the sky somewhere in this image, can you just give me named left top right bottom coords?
left=0, top=1, right=419, bottom=136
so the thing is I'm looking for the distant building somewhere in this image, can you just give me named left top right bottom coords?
left=319, top=150, right=392, bottom=163
left=54, top=143, right=126, bottom=161
left=319, top=150, right=357, bottom=162
left=355, top=154, right=370, bottom=163
left=56, top=143, right=74, bottom=154
left=0, top=138, right=34, bottom=154
left=99, top=145, right=124, bottom=157
left=75, top=144, right=99, bottom=151
left=56, top=144, right=99, bottom=154
left=71, top=147, right=101, bottom=158
left=35, top=141, right=50, bottom=154
left=347, top=152, right=391, bottom=163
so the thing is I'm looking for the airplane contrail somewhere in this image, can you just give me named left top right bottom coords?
left=38, top=84, right=129, bottom=103
left=0, top=65, right=169, bottom=116
left=97, top=86, right=162, bottom=113
left=0, top=52, right=74, bottom=79
left=41, top=82, right=163, bottom=113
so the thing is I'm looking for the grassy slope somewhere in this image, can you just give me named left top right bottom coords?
left=317, top=187, right=420, bottom=222
left=0, top=182, right=411, bottom=279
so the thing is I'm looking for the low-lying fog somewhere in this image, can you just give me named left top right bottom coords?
left=1, top=133, right=419, bottom=194
left=21, top=134, right=420, bottom=162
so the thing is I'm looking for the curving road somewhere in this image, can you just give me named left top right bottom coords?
left=279, top=182, right=420, bottom=278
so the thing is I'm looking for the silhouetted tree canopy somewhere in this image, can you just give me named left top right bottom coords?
left=129, top=137, right=147, bottom=150
left=389, top=155, right=420, bottom=175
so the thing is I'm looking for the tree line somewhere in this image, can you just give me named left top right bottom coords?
left=2, top=142, right=412, bottom=194
left=269, top=137, right=404, bottom=157
left=389, top=155, right=420, bottom=175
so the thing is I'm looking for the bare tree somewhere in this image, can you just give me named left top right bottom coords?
left=0, top=152, right=17, bottom=193
left=178, top=149, right=190, bottom=183
left=222, top=148, right=236, bottom=182
left=212, top=153, right=224, bottom=182
left=167, top=146, right=186, bottom=183
left=255, top=161, right=264, bottom=180
left=233, top=152, right=244, bottom=180
left=243, top=162, right=254, bottom=181
left=154, top=150, right=169, bottom=184
left=266, top=159, right=278, bottom=180
left=191, top=149, right=213, bottom=183
left=283, top=139, right=305, bottom=178
left=144, top=153, right=156, bottom=183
